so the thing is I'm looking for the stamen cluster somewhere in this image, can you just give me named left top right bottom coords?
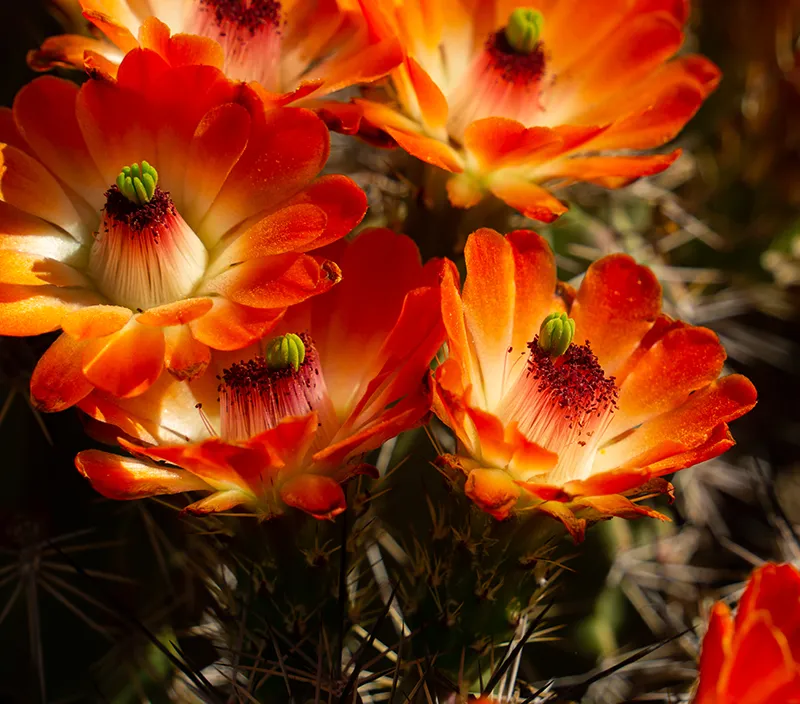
left=199, top=0, right=282, bottom=35
left=102, top=186, right=176, bottom=238
left=485, top=29, right=547, bottom=85
left=526, top=338, right=618, bottom=430
left=219, top=333, right=327, bottom=442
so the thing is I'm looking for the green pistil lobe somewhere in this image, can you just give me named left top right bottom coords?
left=505, top=8, right=544, bottom=54
left=116, top=161, right=159, bottom=205
left=538, top=312, right=575, bottom=358
left=266, top=333, right=306, bottom=372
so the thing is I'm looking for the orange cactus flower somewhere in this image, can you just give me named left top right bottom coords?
left=354, top=0, right=720, bottom=221
left=74, top=228, right=445, bottom=519
left=695, top=563, right=800, bottom=703
left=0, top=48, right=367, bottom=408
left=432, top=228, right=756, bottom=540
left=28, top=0, right=402, bottom=129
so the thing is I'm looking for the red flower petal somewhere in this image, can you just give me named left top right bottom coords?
left=725, top=613, right=796, bottom=701
left=596, top=375, right=757, bottom=474
left=287, top=228, right=428, bottom=414
left=464, top=118, right=563, bottom=171
left=465, top=468, right=521, bottom=521
left=405, top=56, right=448, bottom=129
left=203, top=254, right=341, bottom=309
left=13, top=76, right=106, bottom=208
left=0, top=143, right=82, bottom=237
left=27, top=33, right=110, bottom=73
left=0, top=251, right=89, bottom=288
left=610, top=325, right=727, bottom=436
left=185, top=489, right=250, bottom=515
left=279, top=474, right=346, bottom=520
left=571, top=253, right=662, bottom=373
left=75, top=53, right=163, bottom=186
left=181, top=103, right=251, bottom=228
left=249, top=413, right=319, bottom=469
left=75, top=449, right=212, bottom=500
left=138, top=16, right=224, bottom=70
left=200, top=107, right=330, bottom=237
left=736, top=564, right=800, bottom=659
left=82, top=321, right=166, bottom=398
left=78, top=369, right=219, bottom=446
left=566, top=13, right=684, bottom=106
left=575, top=494, right=670, bottom=522
left=0, top=284, right=98, bottom=336
left=82, top=7, right=139, bottom=53
left=506, top=229, right=559, bottom=361
left=488, top=178, right=568, bottom=223
left=62, top=305, right=132, bottom=340
left=538, top=501, right=586, bottom=543
left=285, top=175, right=368, bottom=251
left=316, top=388, right=431, bottom=470
left=189, top=298, right=283, bottom=351
left=135, top=298, right=214, bottom=327
left=695, top=602, right=734, bottom=704
left=30, top=333, right=94, bottom=412
left=213, top=204, right=328, bottom=269
left=164, top=325, right=211, bottom=381
left=541, top=151, right=682, bottom=189
left=383, top=126, right=464, bottom=172
left=461, top=228, right=519, bottom=409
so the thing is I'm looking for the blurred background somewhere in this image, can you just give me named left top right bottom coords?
left=1, top=0, right=800, bottom=702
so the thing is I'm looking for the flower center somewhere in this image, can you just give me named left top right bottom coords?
left=219, top=333, right=335, bottom=443
left=199, top=0, right=281, bottom=33
left=116, top=160, right=158, bottom=205
left=89, top=163, right=208, bottom=311
left=189, top=0, right=283, bottom=87
left=485, top=28, right=546, bottom=86
left=445, top=8, right=548, bottom=139
left=496, top=338, right=618, bottom=484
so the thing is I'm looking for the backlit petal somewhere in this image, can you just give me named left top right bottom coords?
left=596, top=375, right=757, bottom=474
left=383, top=126, right=464, bottom=172
left=0, top=143, right=83, bottom=237
left=13, top=76, right=106, bottom=209
left=76, top=449, right=212, bottom=500
left=285, top=175, right=368, bottom=250
left=164, top=325, right=211, bottom=381
left=610, top=326, right=727, bottom=436
left=185, top=490, right=250, bottom=514
left=181, top=102, right=251, bottom=229
left=203, top=254, right=341, bottom=309
left=0, top=285, right=100, bottom=336
left=62, top=305, right=132, bottom=340
left=82, top=321, right=166, bottom=398
left=695, top=603, right=734, bottom=704
left=465, top=467, right=521, bottom=521
left=30, top=333, right=94, bottom=412
left=570, top=253, right=661, bottom=373
left=189, top=298, right=283, bottom=351
left=135, top=298, right=214, bottom=327
left=488, top=178, right=568, bottom=223
left=280, top=474, right=346, bottom=520
left=200, top=107, right=330, bottom=238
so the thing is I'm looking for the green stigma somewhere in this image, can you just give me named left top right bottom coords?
left=505, top=7, right=544, bottom=54
left=116, top=161, right=159, bottom=205
left=538, top=312, right=575, bottom=358
left=266, top=333, right=306, bottom=372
